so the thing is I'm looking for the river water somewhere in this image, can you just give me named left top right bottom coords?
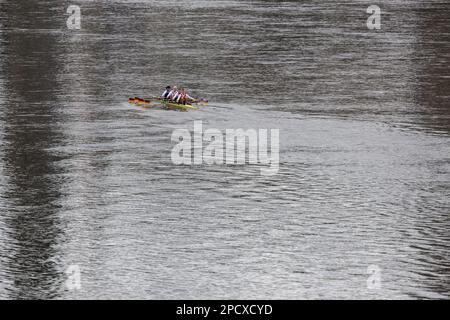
left=0, top=0, right=449, bottom=299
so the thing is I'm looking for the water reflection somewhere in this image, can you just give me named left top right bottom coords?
left=413, top=2, right=450, bottom=133
left=1, top=2, right=65, bottom=299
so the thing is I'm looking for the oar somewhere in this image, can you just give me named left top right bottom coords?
left=129, top=97, right=152, bottom=104
left=143, top=95, right=161, bottom=101
left=191, top=98, right=208, bottom=105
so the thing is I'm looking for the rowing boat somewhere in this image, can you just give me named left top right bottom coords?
left=145, top=96, right=208, bottom=106
left=129, top=97, right=201, bottom=111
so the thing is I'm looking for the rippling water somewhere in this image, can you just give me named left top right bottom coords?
left=0, top=0, right=449, bottom=299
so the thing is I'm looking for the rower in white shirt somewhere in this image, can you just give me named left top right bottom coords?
left=166, top=86, right=179, bottom=101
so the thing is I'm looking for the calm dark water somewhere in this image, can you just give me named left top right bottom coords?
left=0, top=0, right=449, bottom=299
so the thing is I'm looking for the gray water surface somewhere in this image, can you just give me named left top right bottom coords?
left=0, top=0, right=449, bottom=299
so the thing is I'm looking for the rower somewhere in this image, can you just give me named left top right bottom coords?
left=161, top=86, right=171, bottom=99
left=176, top=88, right=195, bottom=105
left=166, top=86, right=178, bottom=101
